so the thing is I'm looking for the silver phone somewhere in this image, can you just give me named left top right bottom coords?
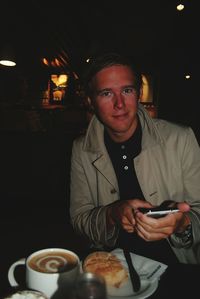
left=138, top=207, right=179, bottom=218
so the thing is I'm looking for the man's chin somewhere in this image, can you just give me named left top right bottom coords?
left=106, top=126, right=131, bottom=138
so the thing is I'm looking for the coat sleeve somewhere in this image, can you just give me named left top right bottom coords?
left=169, top=128, right=200, bottom=263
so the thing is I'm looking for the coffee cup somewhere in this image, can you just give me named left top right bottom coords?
left=8, top=248, right=80, bottom=299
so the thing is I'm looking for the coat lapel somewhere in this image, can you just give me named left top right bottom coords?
left=92, top=153, right=119, bottom=194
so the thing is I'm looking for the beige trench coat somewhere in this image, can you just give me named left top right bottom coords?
left=70, top=104, right=200, bottom=264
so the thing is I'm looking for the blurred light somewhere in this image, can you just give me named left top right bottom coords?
left=51, top=74, right=68, bottom=87
left=73, top=71, right=79, bottom=79
left=0, top=44, right=17, bottom=67
left=42, top=57, right=49, bottom=66
left=54, top=58, right=61, bottom=67
left=185, top=74, right=191, bottom=79
left=177, top=3, right=184, bottom=11
left=141, top=74, right=153, bottom=102
left=0, top=59, right=16, bottom=66
left=42, top=56, right=66, bottom=68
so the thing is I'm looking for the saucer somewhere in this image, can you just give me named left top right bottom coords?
left=108, top=279, right=158, bottom=299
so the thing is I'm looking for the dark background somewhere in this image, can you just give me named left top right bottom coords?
left=1, top=0, right=199, bottom=129
left=0, top=1, right=199, bottom=294
left=1, top=0, right=198, bottom=70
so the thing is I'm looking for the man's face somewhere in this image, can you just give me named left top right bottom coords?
left=91, top=65, right=140, bottom=142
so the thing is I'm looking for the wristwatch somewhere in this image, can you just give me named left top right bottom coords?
left=175, top=222, right=192, bottom=244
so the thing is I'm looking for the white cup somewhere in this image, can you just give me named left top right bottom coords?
left=8, top=248, right=80, bottom=299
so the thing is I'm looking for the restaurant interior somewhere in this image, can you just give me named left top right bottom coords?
left=0, top=0, right=199, bottom=296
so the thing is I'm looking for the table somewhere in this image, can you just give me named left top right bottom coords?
left=0, top=219, right=199, bottom=299
left=149, top=263, right=200, bottom=298
left=1, top=251, right=199, bottom=299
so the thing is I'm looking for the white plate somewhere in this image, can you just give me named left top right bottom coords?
left=81, top=249, right=163, bottom=299
left=108, top=279, right=158, bottom=299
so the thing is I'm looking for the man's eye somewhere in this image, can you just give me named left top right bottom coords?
left=123, top=88, right=135, bottom=94
left=100, top=91, right=112, bottom=97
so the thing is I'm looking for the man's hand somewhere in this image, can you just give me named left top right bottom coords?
left=134, top=202, right=190, bottom=241
left=106, top=199, right=153, bottom=233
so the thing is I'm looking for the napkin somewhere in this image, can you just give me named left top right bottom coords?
left=111, top=248, right=168, bottom=283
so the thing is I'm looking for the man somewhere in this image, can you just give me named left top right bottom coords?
left=70, top=53, right=200, bottom=264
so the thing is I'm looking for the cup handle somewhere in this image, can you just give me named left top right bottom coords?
left=8, top=258, right=26, bottom=287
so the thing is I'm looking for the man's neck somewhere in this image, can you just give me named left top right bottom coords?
left=106, top=118, right=138, bottom=143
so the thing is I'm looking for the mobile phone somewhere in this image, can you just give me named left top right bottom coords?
left=138, top=207, right=179, bottom=218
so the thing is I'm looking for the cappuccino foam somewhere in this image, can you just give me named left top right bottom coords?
left=28, top=251, right=78, bottom=273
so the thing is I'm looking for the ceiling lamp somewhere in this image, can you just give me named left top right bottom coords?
left=0, top=44, right=16, bottom=67
left=0, top=59, right=16, bottom=67
left=176, top=2, right=185, bottom=11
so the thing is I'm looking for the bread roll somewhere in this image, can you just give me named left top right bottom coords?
left=83, top=251, right=128, bottom=289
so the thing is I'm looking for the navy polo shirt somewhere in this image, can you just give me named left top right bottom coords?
left=104, top=119, right=178, bottom=265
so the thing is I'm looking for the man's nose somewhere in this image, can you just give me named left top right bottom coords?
left=114, top=94, right=125, bottom=108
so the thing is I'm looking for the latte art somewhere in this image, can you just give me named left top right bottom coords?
left=36, top=255, right=67, bottom=273
left=28, top=251, right=78, bottom=273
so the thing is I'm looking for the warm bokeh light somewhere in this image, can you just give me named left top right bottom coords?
left=141, top=74, right=153, bottom=102
left=42, top=57, right=65, bottom=68
left=54, top=58, right=61, bottom=67
left=42, top=58, right=49, bottom=66
left=51, top=74, right=68, bottom=87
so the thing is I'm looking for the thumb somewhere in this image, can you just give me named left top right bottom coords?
left=177, top=202, right=190, bottom=213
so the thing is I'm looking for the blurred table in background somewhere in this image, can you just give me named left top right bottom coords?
left=0, top=103, right=87, bottom=133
